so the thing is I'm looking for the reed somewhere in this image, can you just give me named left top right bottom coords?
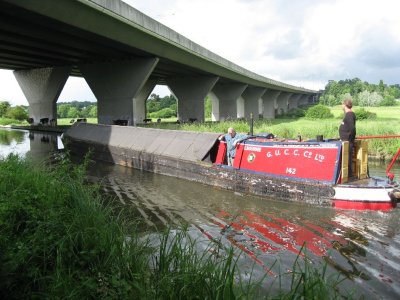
left=268, top=245, right=350, bottom=300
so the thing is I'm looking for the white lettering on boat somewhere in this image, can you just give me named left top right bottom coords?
left=244, top=145, right=262, bottom=152
left=264, top=148, right=326, bottom=163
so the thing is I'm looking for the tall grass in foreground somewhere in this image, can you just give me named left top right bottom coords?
left=0, top=155, right=351, bottom=299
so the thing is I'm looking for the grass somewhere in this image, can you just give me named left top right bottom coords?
left=56, top=118, right=98, bottom=125
left=0, top=118, right=26, bottom=126
left=0, top=155, right=352, bottom=299
left=143, top=105, right=400, bottom=158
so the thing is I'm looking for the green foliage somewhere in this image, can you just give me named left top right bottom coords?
left=5, top=106, right=28, bottom=121
left=67, top=106, right=79, bottom=118
left=278, top=108, right=305, bottom=119
left=147, top=94, right=177, bottom=116
left=320, top=78, right=400, bottom=107
left=57, top=102, right=97, bottom=118
left=271, top=245, right=347, bottom=300
left=305, top=105, right=333, bottom=119
left=205, top=96, right=212, bottom=119
left=0, top=101, right=11, bottom=117
left=358, top=91, right=383, bottom=106
left=144, top=105, right=400, bottom=157
left=353, top=108, right=377, bottom=120
left=0, top=118, right=25, bottom=126
left=379, top=95, right=397, bottom=106
left=149, top=107, right=176, bottom=118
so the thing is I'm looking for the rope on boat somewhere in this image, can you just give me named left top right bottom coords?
left=357, top=134, right=400, bottom=139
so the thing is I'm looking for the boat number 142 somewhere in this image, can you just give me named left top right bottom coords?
left=286, top=167, right=296, bottom=175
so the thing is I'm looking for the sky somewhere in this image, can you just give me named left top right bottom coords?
left=1, top=0, right=399, bottom=106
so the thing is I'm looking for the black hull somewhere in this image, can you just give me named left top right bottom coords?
left=65, top=138, right=335, bottom=207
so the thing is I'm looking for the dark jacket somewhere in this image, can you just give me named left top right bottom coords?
left=339, top=111, right=356, bottom=142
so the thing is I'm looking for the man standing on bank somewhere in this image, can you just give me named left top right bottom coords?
left=339, top=99, right=356, bottom=177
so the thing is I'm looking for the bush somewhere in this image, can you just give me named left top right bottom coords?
left=379, top=95, right=397, bottom=106
left=354, top=108, right=377, bottom=120
left=5, top=106, right=28, bottom=121
left=149, top=107, right=176, bottom=118
left=305, top=105, right=333, bottom=119
left=286, top=108, right=305, bottom=118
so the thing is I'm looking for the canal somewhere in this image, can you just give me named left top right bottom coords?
left=1, top=128, right=400, bottom=299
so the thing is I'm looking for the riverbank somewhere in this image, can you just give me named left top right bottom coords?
left=9, top=124, right=69, bottom=133
left=0, top=155, right=352, bottom=299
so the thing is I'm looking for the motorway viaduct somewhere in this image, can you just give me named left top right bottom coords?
left=0, top=0, right=318, bottom=125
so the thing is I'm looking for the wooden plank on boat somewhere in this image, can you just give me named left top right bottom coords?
left=341, top=141, right=349, bottom=183
left=356, top=140, right=368, bottom=179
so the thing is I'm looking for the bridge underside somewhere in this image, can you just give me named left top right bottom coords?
left=0, top=0, right=317, bottom=124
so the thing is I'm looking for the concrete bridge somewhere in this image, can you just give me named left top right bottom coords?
left=0, top=0, right=318, bottom=125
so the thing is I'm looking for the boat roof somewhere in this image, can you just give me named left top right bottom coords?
left=64, top=123, right=221, bottom=162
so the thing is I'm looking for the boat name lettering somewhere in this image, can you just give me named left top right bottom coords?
left=266, top=149, right=325, bottom=163
left=244, top=146, right=262, bottom=152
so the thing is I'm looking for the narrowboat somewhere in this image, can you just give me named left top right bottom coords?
left=63, top=123, right=400, bottom=211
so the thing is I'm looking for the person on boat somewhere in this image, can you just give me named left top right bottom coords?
left=339, top=98, right=356, bottom=176
left=221, top=127, right=249, bottom=166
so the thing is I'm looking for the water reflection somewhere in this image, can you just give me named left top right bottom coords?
left=0, top=128, right=62, bottom=160
left=0, top=128, right=25, bottom=145
left=86, top=162, right=400, bottom=298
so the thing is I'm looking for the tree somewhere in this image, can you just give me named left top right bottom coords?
left=358, top=91, right=383, bottom=106
left=87, top=105, right=97, bottom=118
left=67, top=107, right=79, bottom=118
left=57, top=104, right=73, bottom=118
left=320, top=78, right=400, bottom=107
left=0, top=101, right=11, bottom=117
left=5, top=106, right=28, bottom=120
left=378, top=79, right=385, bottom=95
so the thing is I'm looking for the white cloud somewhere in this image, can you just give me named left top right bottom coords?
left=1, top=0, right=400, bottom=105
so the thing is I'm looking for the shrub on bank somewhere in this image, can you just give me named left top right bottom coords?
left=276, top=108, right=306, bottom=119
left=305, top=105, right=334, bottom=119
left=354, top=108, right=377, bottom=120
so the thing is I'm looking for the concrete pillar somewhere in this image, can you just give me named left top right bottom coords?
left=242, top=87, right=266, bottom=120
left=167, top=76, right=218, bottom=122
left=298, top=94, right=310, bottom=106
left=211, top=82, right=247, bottom=121
left=79, top=58, right=158, bottom=125
left=288, top=94, right=302, bottom=110
left=237, top=96, right=245, bottom=119
left=13, top=66, right=71, bottom=124
left=208, top=92, right=219, bottom=121
left=276, top=92, right=292, bottom=115
left=262, top=90, right=281, bottom=119
left=133, top=79, right=157, bottom=125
